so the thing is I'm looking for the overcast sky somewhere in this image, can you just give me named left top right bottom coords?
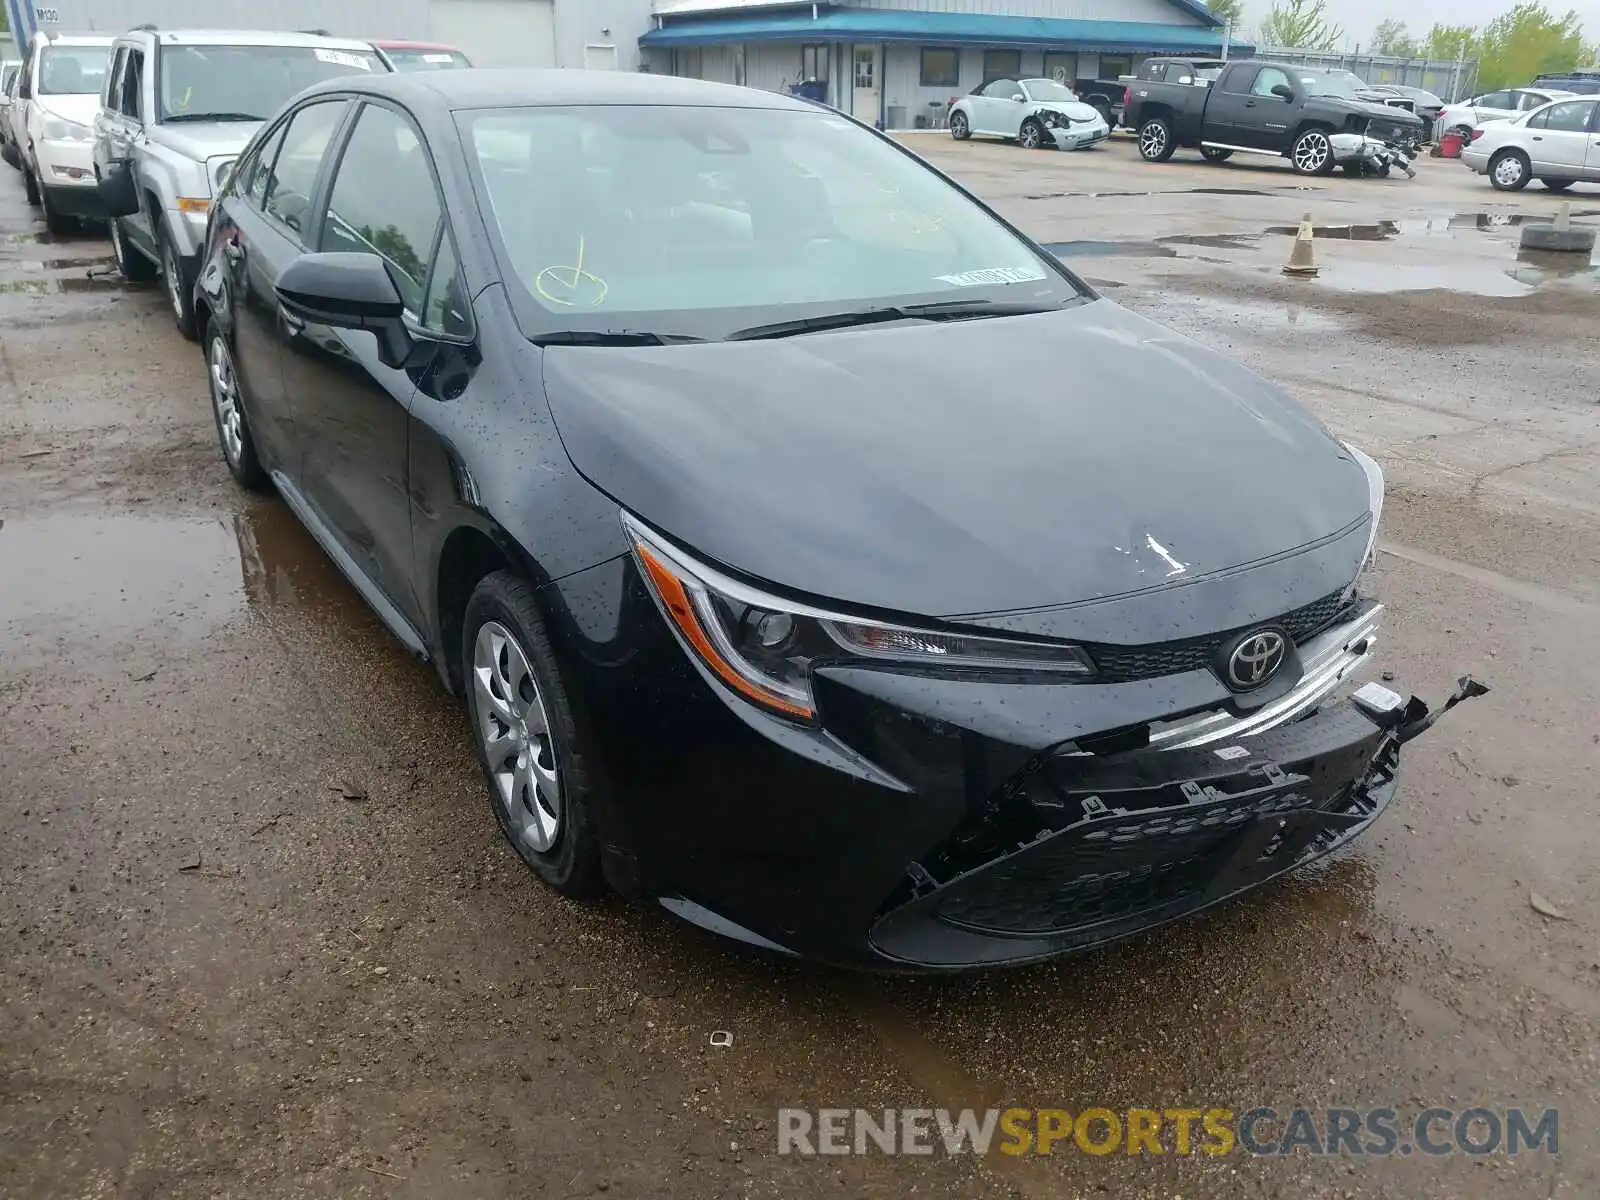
left=1239, top=1, right=1600, bottom=50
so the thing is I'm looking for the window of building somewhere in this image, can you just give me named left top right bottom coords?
left=801, top=43, right=829, bottom=82
left=1099, top=56, right=1132, bottom=81
left=319, top=103, right=443, bottom=314
left=1042, top=52, right=1077, bottom=86
left=921, top=47, right=959, bottom=88
left=982, top=49, right=1021, bottom=81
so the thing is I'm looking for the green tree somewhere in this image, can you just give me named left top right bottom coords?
left=1474, top=3, right=1585, bottom=89
left=1370, top=19, right=1419, bottom=56
left=1206, top=0, right=1246, bottom=28
left=1259, top=0, right=1342, bottom=50
left=1424, top=23, right=1480, bottom=60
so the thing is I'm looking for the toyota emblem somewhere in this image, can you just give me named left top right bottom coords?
left=1225, top=630, right=1287, bottom=690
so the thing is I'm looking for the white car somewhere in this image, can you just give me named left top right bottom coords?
left=1461, top=95, right=1600, bottom=191
left=949, top=76, right=1110, bottom=150
left=14, top=32, right=114, bottom=231
left=1436, top=86, right=1573, bottom=140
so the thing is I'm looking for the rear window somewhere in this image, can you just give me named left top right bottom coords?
left=156, top=44, right=386, bottom=122
left=384, top=48, right=472, bottom=72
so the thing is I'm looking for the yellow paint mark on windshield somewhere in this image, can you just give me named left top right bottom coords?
left=535, top=234, right=608, bottom=308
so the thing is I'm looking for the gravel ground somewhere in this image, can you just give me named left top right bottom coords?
left=2, top=136, right=1596, bottom=1199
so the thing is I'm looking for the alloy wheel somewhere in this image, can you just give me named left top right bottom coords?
left=1293, top=132, right=1331, bottom=174
left=473, top=620, right=562, bottom=853
left=950, top=112, right=968, bottom=139
left=1139, top=122, right=1168, bottom=158
left=1020, top=121, right=1042, bottom=149
left=164, top=241, right=184, bottom=320
left=208, top=335, right=244, bottom=465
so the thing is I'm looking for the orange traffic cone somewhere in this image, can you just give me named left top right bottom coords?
left=1283, top=213, right=1318, bottom=277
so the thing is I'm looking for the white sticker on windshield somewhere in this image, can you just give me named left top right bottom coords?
left=315, top=49, right=373, bottom=70
left=936, top=266, right=1048, bottom=287
left=423, top=52, right=455, bottom=63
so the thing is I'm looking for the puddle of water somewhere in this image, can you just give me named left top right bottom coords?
left=0, top=511, right=246, bottom=643
left=1042, top=239, right=1179, bottom=258
left=1163, top=293, right=1342, bottom=330
left=9, top=254, right=112, bottom=271
left=0, top=273, right=124, bottom=295
left=1158, top=232, right=1262, bottom=250
left=1506, top=246, right=1600, bottom=287
left=1263, top=211, right=1600, bottom=240
left=1313, top=262, right=1535, bottom=297
left=1027, top=186, right=1283, bottom=200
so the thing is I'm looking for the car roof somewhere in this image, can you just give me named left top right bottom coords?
left=36, top=33, right=115, bottom=46
left=373, top=40, right=466, bottom=52
left=126, top=28, right=379, bottom=52
left=300, top=67, right=814, bottom=112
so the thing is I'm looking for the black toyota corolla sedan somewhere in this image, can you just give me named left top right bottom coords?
left=193, top=69, right=1482, bottom=970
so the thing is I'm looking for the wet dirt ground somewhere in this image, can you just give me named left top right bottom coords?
left=2, top=137, right=1597, bottom=1199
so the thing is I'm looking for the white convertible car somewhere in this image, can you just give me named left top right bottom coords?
left=949, top=76, right=1111, bottom=150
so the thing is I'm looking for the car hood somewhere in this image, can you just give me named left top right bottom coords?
left=1308, top=95, right=1424, bottom=126
left=540, top=301, right=1370, bottom=629
left=1033, top=99, right=1106, bottom=122
left=149, top=121, right=263, bottom=160
left=34, top=93, right=99, bottom=125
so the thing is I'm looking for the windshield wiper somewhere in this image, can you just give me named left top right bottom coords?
left=530, top=329, right=708, bottom=347
left=163, top=112, right=265, bottom=123
left=724, top=299, right=1064, bottom=341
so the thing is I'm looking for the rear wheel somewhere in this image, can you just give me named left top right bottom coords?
left=1290, top=128, right=1335, bottom=175
left=1137, top=116, right=1176, bottom=162
left=1090, top=100, right=1113, bottom=128
left=158, top=218, right=197, bottom=339
left=1199, top=145, right=1233, bottom=163
left=1018, top=117, right=1047, bottom=150
left=949, top=110, right=970, bottom=140
left=1489, top=148, right=1530, bottom=192
left=206, top=325, right=268, bottom=491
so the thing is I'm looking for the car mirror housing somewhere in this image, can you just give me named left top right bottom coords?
left=275, top=252, right=414, bottom=370
left=1271, top=84, right=1296, bottom=102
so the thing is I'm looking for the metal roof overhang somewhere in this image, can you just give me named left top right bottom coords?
left=641, top=7, right=1251, bottom=55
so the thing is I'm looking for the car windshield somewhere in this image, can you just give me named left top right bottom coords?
left=1298, top=70, right=1366, bottom=99
left=461, top=103, right=1084, bottom=339
left=1022, top=78, right=1077, bottom=102
left=156, top=44, right=385, bottom=122
left=38, top=46, right=111, bottom=96
left=384, top=47, right=472, bottom=71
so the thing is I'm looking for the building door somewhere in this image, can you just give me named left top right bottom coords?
left=851, top=44, right=880, bottom=125
left=430, top=0, right=557, bottom=68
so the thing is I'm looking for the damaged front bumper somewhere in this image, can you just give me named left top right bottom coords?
left=869, top=675, right=1486, bottom=968
left=1331, top=132, right=1417, bottom=177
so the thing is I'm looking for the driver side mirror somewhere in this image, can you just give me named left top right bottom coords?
left=1011, top=94, right=1026, bottom=102
left=1271, top=83, right=1297, bottom=102
left=275, top=252, right=416, bottom=370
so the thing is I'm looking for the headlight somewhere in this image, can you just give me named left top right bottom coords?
left=209, top=156, right=238, bottom=193
left=1343, top=442, right=1385, bottom=578
left=43, top=115, right=91, bottom=141
left=623, top=514, right=1096, bottom=723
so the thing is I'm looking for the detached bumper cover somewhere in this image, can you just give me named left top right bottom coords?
left=868, top=677, right=1486, bottom=969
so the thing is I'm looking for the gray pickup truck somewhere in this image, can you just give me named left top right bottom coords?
left=1124, top=58, right=1423, bottom=177
left=93, top=28, right=388, bottom=338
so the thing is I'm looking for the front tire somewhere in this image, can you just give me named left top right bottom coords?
left=1199, top=145, right=1233, bottom=163
left=1291, top=128, right=1336, bottom=175
left=37, top=178, right=72, bottom=235
left=949, top=110, right=970, bottom=140
left=1137, top=116, right=1176, bottom=162
left=1018, top=117, right=1047, bottom=150
left=463, top=572, right=604, bottom=898
left=22, top=155, right=39, bottom=205
left=109, top=218, right=158, bottom=282
left=206, top=325, right=268, bottom=491
left=1540, top=178, right=1573, bottom=192
left=1489, top=148, right=1530, bottom=191
left=158, top=218, right=197, bottom=339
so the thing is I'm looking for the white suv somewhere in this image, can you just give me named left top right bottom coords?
left=93, top=27, right=388, bottom=337
left=14, top=32, right=114, bottom=232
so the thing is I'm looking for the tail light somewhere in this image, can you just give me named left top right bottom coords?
left=1123, top=86, right=1131, bottom=106
left=1470, top=127, right=1485, bottom=140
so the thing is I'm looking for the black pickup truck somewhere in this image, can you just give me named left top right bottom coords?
left=1124, top=58, right=1424, bottom=176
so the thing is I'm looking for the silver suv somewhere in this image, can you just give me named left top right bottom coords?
left=93, top=27, right=388, bottom=337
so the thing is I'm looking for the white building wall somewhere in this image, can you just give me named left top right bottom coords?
left=553, top=0, right=654, bottom=71
left=430, top=0, right=557, bottom=67
left=836, top=0, right=1204, bottom=24
left=26, top=0, right=432, bottom=37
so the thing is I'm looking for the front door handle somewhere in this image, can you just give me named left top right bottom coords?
left=280, top=307, right=305, bottom=333
left=222, top=238, right=244, bottom=264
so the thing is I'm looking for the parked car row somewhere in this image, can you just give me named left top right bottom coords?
left=1, top=28, right=469, bottom=240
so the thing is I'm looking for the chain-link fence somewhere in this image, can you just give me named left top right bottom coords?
left=1254, top=48, right=1479, bottom=102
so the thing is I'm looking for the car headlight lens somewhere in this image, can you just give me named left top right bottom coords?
left=209, top=156, right=237, bottom=193
left=623, top=514, right=1096, bottom=722
left=43, top=115, right=91, bottom=141
left=1343, top=442, right=1385, bottom=584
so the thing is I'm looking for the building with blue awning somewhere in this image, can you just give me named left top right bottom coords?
left=640, top=0, right=1251, bottom=129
